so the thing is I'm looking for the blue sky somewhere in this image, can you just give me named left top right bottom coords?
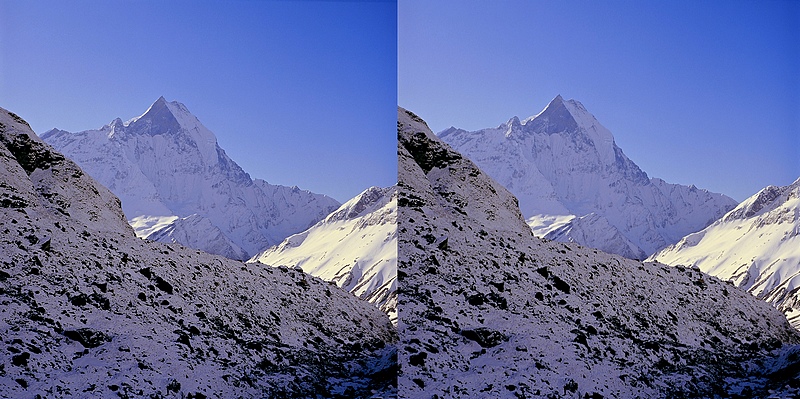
left=1, top=0, right=397, bottom=203
left=399, top=0, right=799, bottom=201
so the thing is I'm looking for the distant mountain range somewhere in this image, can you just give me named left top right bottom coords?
left=42, top=97, right=398, bottom=321
left=651, top=177, right=800, bottom=328
left=439, top=95, right=737, bottom=259
left=42, top=97, right=340, bottom=260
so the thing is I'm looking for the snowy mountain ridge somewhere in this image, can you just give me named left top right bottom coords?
left=651, top=177, right=800, bottom=329
left=398, top=106, right=800, bottom=398
left=438, top=95, right=737, bottom=259
left=252, top=186, right=397, bottom=323
left=41, top=97, right=340, bottom=260
left=0, top=106, right=396, bottom=398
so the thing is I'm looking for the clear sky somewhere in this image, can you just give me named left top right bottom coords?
left=1, top=0, right=397, bottom=203
left=399, top=0, right=799, bottom=202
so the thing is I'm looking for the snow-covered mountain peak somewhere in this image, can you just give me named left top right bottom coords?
left=523, top=94, right=579, bottom=134
left=126, top=96, right=182, bottom=136
left=42, top=99, right=340, bottom=260
left=505, top=115, right=521, bottom=128
left=437, top=126, right=462, bottom=139
left=516, top=95, right=617, bottom=164
left=724, top=178, right=800, bottom=223
left=651, top=177, right=800, bottom=329
left=438, top=96, right=736, bottom=258
left=251, top=185, right=397, bottom=322
left=325, top=186, right=394, bottom=222
left=528, top=93, right=565, bottom=119
left=122, top=97, right=215, bottom=148
left=105, top=118, right=127, bottom=140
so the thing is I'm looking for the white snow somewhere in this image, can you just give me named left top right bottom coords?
left=251, top=186, right=398, bottom=322
left=439, top=95, right=737, bottom=259
left=526, top=213, right=576, bottom=237
left=129, top=215, right=179, bottom=238
left=146, top=214, right=250, bottom=261
left=41, top=97, right=340, bottom=260
left=528, top=212, right=645, bottom=259
left=651, top=178, right=800, bottom=329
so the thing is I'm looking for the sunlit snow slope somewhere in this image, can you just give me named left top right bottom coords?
left=438, top=95, right=736, bottom=259
left=0, top=106, right=396, bottom=398
left=398, top=106, right=800, bottom=398
left=252, top=186, right=398, bottom=322
left=42, top=97, right=339, bottom=260
left=651, top=178, right=800, bottom=329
